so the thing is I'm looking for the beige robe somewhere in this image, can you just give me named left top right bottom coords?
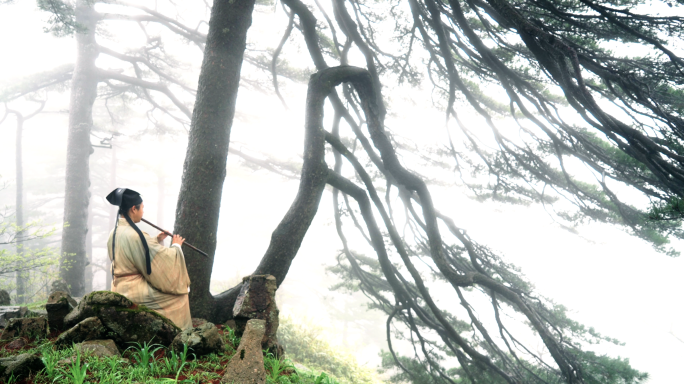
left=107, top=218, right=192, bottom=329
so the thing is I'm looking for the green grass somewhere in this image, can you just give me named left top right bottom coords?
left=0, top=319, right=383, bottom=384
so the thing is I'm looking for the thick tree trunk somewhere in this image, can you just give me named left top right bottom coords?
left=173, top=0, right=257, bottom=320
left=15, top=112, right=26, bottom=304
left=59, top=2, right=99, bottom=297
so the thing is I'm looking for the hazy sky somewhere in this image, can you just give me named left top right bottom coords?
left=1, top=1, right=683, bottom=381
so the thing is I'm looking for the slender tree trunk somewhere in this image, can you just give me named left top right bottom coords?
left=212, top=67, right=358, bottom=322
left=173, top=0, right=257, bottom=320
left=59, top=2, right=99, bottom=297
left=15, top=112, right=26, bottom=304
left=84, top=195, right=93, bottom=294
left=105, top=143, right=116, bottom=291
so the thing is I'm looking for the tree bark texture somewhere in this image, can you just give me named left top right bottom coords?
left=59, top=1, right=99, bottom=297
left=14, top=112, right=26, bottom=303
left=173, top=0, right=257, bottom=320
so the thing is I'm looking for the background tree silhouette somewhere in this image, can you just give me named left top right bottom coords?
left=171, top=0, right=682, bottom=382
left=33, top=0, right=684, bottom=381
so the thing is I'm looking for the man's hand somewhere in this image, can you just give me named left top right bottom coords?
left=172, top=234, right=185, bottom=247
left=157, top=232, right=168, bottom=243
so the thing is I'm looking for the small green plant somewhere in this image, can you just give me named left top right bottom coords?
left=264, top=352, right=296, bottom=384
left=161, top=348, right=182, bottom=375
left=314, top=372, right=338, bottom=384
left=178, top=342, right=190, bottom=363
left=104, top=354, right=120, bottom=372
left=40, top=345, right=61, bottom=380
left=224, top=326, right=241, bottom=349
left=126, top=340, right=163, bottom=373
left=159, top=358, right=189, bottom=383
left=65, top=347, right=88, bottom=384
left=156, top=344, right=191, bottom=384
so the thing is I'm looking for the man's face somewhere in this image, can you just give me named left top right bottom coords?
left=129, top=202, right=145, bottom=223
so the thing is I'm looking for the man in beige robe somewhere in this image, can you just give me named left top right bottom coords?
left=106, top=188, right=192, bottom=330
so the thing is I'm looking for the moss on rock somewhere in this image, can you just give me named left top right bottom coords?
left=61, top=290, right=180, bottom=348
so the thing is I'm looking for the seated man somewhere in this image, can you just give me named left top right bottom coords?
left=106, top=188, right=192, bottom=329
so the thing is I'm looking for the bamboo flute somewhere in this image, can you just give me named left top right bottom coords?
left=141, top=218, right=209, bottom=258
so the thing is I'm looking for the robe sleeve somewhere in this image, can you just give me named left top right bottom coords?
left=134, top=232, right=191, bottom=295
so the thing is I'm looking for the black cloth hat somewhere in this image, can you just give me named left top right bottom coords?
left=106, top=188, right=143, bottom=211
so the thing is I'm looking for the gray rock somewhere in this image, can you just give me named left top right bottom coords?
left=62, top=291, right=180, bottom=348
left=55, top=317, right=106, bottom=349
left=99, top=306, right=179, bottom=347
left=0, top=317, right=48, bottom=341
left=0, top=353, right=44, bottom=380
left=172, top=322, right=225, bottom=356
left=192, top=318, right=208, bottom=327
left=233, top=275, right=282, bottom=355
left=50, top=280, right=71, bottom=295
left=0, top=306, right=24, bottom=328
left=75, top=339, right=120, bottom=357
left=64, top=291, right=133, bottom=328
left=46, top=291, right=78, bottom=331
left=224, top=319, right=237, bottom=330
left=5, top=338, right=27, bottom=350
left=221, top=319, right=267, bottom=384
left=0, top=290, right=10, bottom=306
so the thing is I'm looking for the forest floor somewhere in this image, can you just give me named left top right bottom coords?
left=0, top=320, right=358, bottom=384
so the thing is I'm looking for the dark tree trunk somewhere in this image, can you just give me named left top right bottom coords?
left=173, top=0, right=257, bottom=320
left=173, top=1, right=376, bottom=325
left=212, top=68, right=367, bottom=322
left=59, top=1, right=99, bottom=297
left=15, top=112, right=26, bottom=304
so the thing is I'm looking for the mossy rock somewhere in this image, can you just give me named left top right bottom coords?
left=63, top=291, right=180, bottom=348
left=84, top=291, right=133, bottom=307
left=0, top=317, right=48, bottom=341
left=46, top=291, right=78, bottom=331
left=0, top=353, right=44, bottom=381
left=65, top=291, right=133, bottom=328
left=100, top=306, right=179, bottom=347
left=54, top=317, right=107, bottom=349
left=172, top=322, right=224, bottom=356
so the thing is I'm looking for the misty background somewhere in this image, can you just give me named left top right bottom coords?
left=0, top=1, right=683, bottom=382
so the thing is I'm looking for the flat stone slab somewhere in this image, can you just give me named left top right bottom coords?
left=75, top=339, right=120, bottom=358
left=0, top=307, right=28, bottom=328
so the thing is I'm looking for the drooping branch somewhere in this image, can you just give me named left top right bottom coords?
left=271, top=9, right=295, bottom=108
left=98, top=69, right=192, bottom=119
left=0, top=64, right=74, bottom=102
